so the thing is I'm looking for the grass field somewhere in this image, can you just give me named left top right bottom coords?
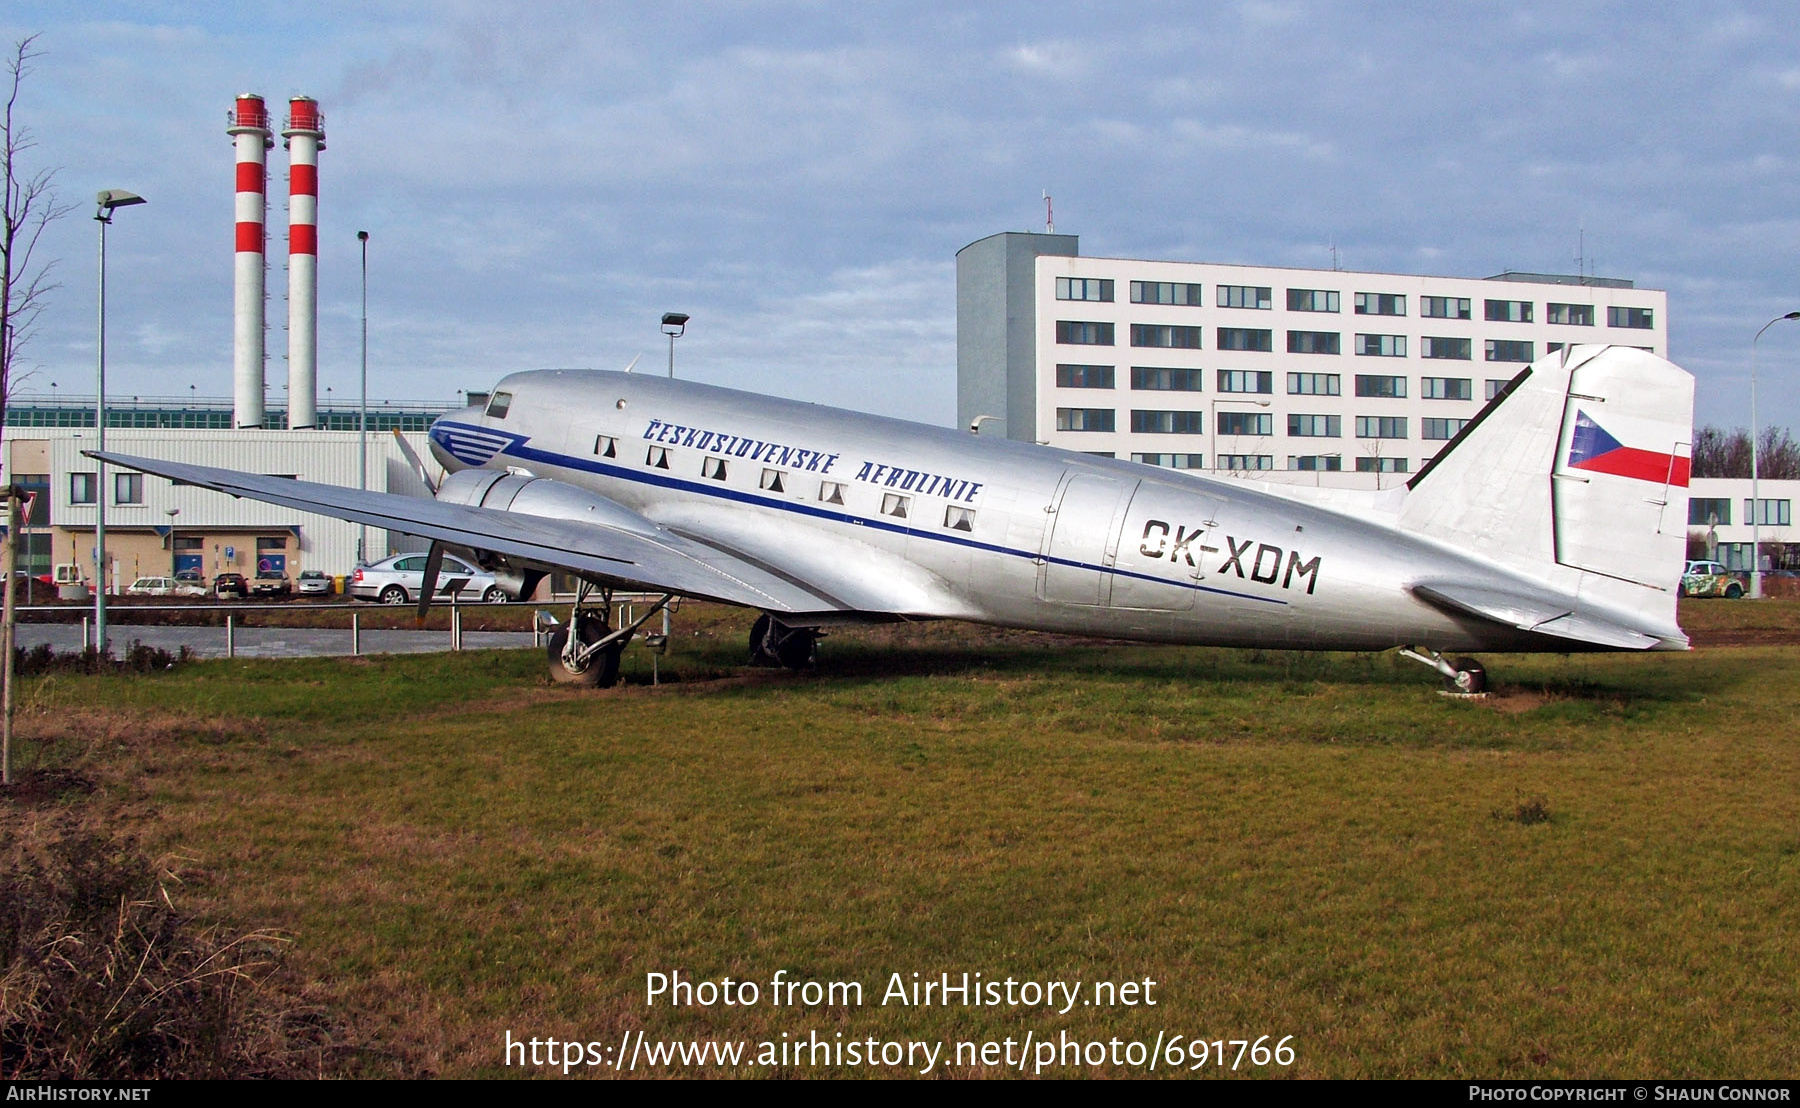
left=4, top=601, right=1798, bottom=1078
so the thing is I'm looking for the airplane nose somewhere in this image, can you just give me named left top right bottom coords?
left=427, top=406, right=484, bottom=473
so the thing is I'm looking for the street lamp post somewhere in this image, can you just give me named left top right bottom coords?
left=661, top=312, right=689, bottom=378
left=93, top=189, right=145, bottom=655
left=357, top=230, right=369, bottom=565
left=1749, top=310, right=1800, bottom=598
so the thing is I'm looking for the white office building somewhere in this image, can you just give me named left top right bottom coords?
left=957, top=231, right=1669, bottom=485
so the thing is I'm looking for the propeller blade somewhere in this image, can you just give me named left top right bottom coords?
left=416, top=541, right=444, bottom=624
left=392, top=428, right=439, bottom=495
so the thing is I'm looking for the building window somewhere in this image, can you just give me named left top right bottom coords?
left=1547, top=303, right=1594, bottom=326
left=485, top=391, right=512, bottom=418
left=1688, top=498, right=1731, bottom=526
left=1422, top=417, right=1470, bottom=440
left=1132, top=453, right=1205, bottom=469
left=760, top=468, right=786, bottom=493
left=646, top=446, right=670, bottom=469
left=881, top=493, right=911, bottom=519
left=1354, top=292, right=1406, bottom=316
left=1356, top=416, right=1408, bottom=439
left=1056, top=364, right=1115, bottom=389
left=944, top=505, right=976, bottom=532
left=1131, top=367, right=1203, bottom=391
left=1216, top=411, right=1273, bottom=436
left=1217, top=327, right=1273, bottom=352
left=1083, top=451, right=1116, bottom=458
left=594, top=435, right=616, bottom=458
left=1420, top=336, right=1472, bottom=360
left=1287, top=372, right=1341, bottom=396
left=1354, top=333, right=1407, bottom=357
left=702, top=456, right=728, bottom=480
left=1130, top=324, right=1202, bottom=349
left=1356, top=456, right=1409, bottom=473
left=1218, top=454, right=1274, bottom=471
left=1486, top=339, right=1535, bottom=363
left=1484, top=299, right=1534, bottom=323
left=1132, top=410, right=1206, bottom=435
left=1055, top=277, right=1114, bottom=302
left=1217, top=285, right=1271, bottom=310
left=1421, top=296, right=1471, bottom=320
left=1056, top=407, right=1116, bottom=432
left=70, top=472, right=97, bottom=504
left=1056, top=320, right=1114, bottom=346
left=1485, top=378, right=1510, bottom=400
left=1422, top=377, right=1473, bottom=400
left=1291, top=455, right=1342, bottom=471
left=1130, top=281, right=1202, bottom=306
left=1745, top=498, right=1792, bottom=527
left=1354, top=374, right=1407, bottom=399
left=114, top=472, right=144, bottom=505
left=1609, top=306, right=1655, bottom=329
left=1288, top=414, right=1341, bottom=438
left=1287, top=289, right=1340, bottom=313
left=1287, top=330, right=1340, bottom=355
left=819, top=481, right=845, bottom=505
left=1217, top=369, right=1273, bottom=394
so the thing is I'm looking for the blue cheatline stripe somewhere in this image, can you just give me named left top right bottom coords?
left=434, top=421, right=1286, bottom=608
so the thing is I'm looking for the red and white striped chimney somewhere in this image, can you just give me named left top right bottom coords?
left=283, top=96, right=324, bottom=429
left=227, top=94, right=272, bottom=428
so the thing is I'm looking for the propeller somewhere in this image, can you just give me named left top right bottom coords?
left=416, top=542, right=444, bottom=624
left=392, top=428, right=438, bottom=495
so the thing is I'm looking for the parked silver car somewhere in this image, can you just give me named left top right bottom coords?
left=349, top=553, right=508, bottom=604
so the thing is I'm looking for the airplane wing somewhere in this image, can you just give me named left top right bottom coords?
left=88, top=451, right=848, bottom=614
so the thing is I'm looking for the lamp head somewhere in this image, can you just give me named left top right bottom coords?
left=357, top=230, right=369, bottom=242
left=661, top=311, right=689, bottom=338
left=94, top=189, right=145, bottom=221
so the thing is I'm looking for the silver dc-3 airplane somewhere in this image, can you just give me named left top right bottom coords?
left=95, top=343, right=1694, bottom=693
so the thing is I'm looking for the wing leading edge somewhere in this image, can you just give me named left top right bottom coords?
left=89, top=451, right=846, bottom=615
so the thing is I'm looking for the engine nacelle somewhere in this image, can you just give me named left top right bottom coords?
left=431, top=470, right=666, bottom=598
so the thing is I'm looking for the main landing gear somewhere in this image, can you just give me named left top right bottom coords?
left=1398, top=646, right=1488, bottom=696
left=543, top=583, right=675, bottom=688
left=749, top=614, right=819, bottom=670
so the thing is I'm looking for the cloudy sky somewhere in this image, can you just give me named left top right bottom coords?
left=5, top=1, right=1800, bottom=430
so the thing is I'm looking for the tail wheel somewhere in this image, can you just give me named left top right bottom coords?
left=547, top=618, right=622, bottom=687
left=1445, top=657, right=1487, bottom=695
left=750, top=614, right=817, bottom=670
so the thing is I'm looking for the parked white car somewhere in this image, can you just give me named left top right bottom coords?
left=126, top=576, right=207, bottom=598
left=348, top=553, right=507, bottom=604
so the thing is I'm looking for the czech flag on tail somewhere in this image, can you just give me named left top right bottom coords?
left=1566, top=410, right=1690, bottom=487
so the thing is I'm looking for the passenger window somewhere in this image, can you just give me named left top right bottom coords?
left=944, top=506, right=975, bottom=532
left=881, top=493, right=910, bottom=519
left=702, top=457, right=728, bottom=480
left=760, top=468, right=786, bottom=493
left=646, top=446, right=670, bottom=469
left=819, top=481, right=845, bottom=505
left=594, top=435, right=616, bottom=458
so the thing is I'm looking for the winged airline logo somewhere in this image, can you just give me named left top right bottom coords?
left=429, top=421, right=528, bottom=467
left=1566, top=410, right=1690, bottom=487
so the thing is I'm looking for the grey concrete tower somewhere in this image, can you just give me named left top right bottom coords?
left=956, top=231, right=1078, bottom=442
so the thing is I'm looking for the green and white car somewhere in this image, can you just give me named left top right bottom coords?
left=1680, top=560, right=1746, bottom=599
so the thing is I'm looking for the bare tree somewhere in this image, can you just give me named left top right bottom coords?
left=1691, top=425, right=1800, bottom=480
left=1, top=34, right=73, bottom=432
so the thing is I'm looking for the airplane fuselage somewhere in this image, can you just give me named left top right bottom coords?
left=427, top=370, right=1581, bottom=653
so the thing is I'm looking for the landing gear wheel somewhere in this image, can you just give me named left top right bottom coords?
left=750, top=614, right=817, bottom=670
left=379, top=585, right=408, bottom=605
left=547, top=618, right=622, bottom=687
left=1445, top=657, right=1487, bottom=695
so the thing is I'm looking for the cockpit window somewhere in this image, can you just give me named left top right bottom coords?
left=486, top=391, right=513, bottom=419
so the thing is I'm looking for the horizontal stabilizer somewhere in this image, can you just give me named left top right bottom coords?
left=1411, top=579, right=1664, bottom=651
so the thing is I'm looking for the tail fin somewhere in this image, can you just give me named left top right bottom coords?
left=1399, top=345, right=1692, bottom=647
